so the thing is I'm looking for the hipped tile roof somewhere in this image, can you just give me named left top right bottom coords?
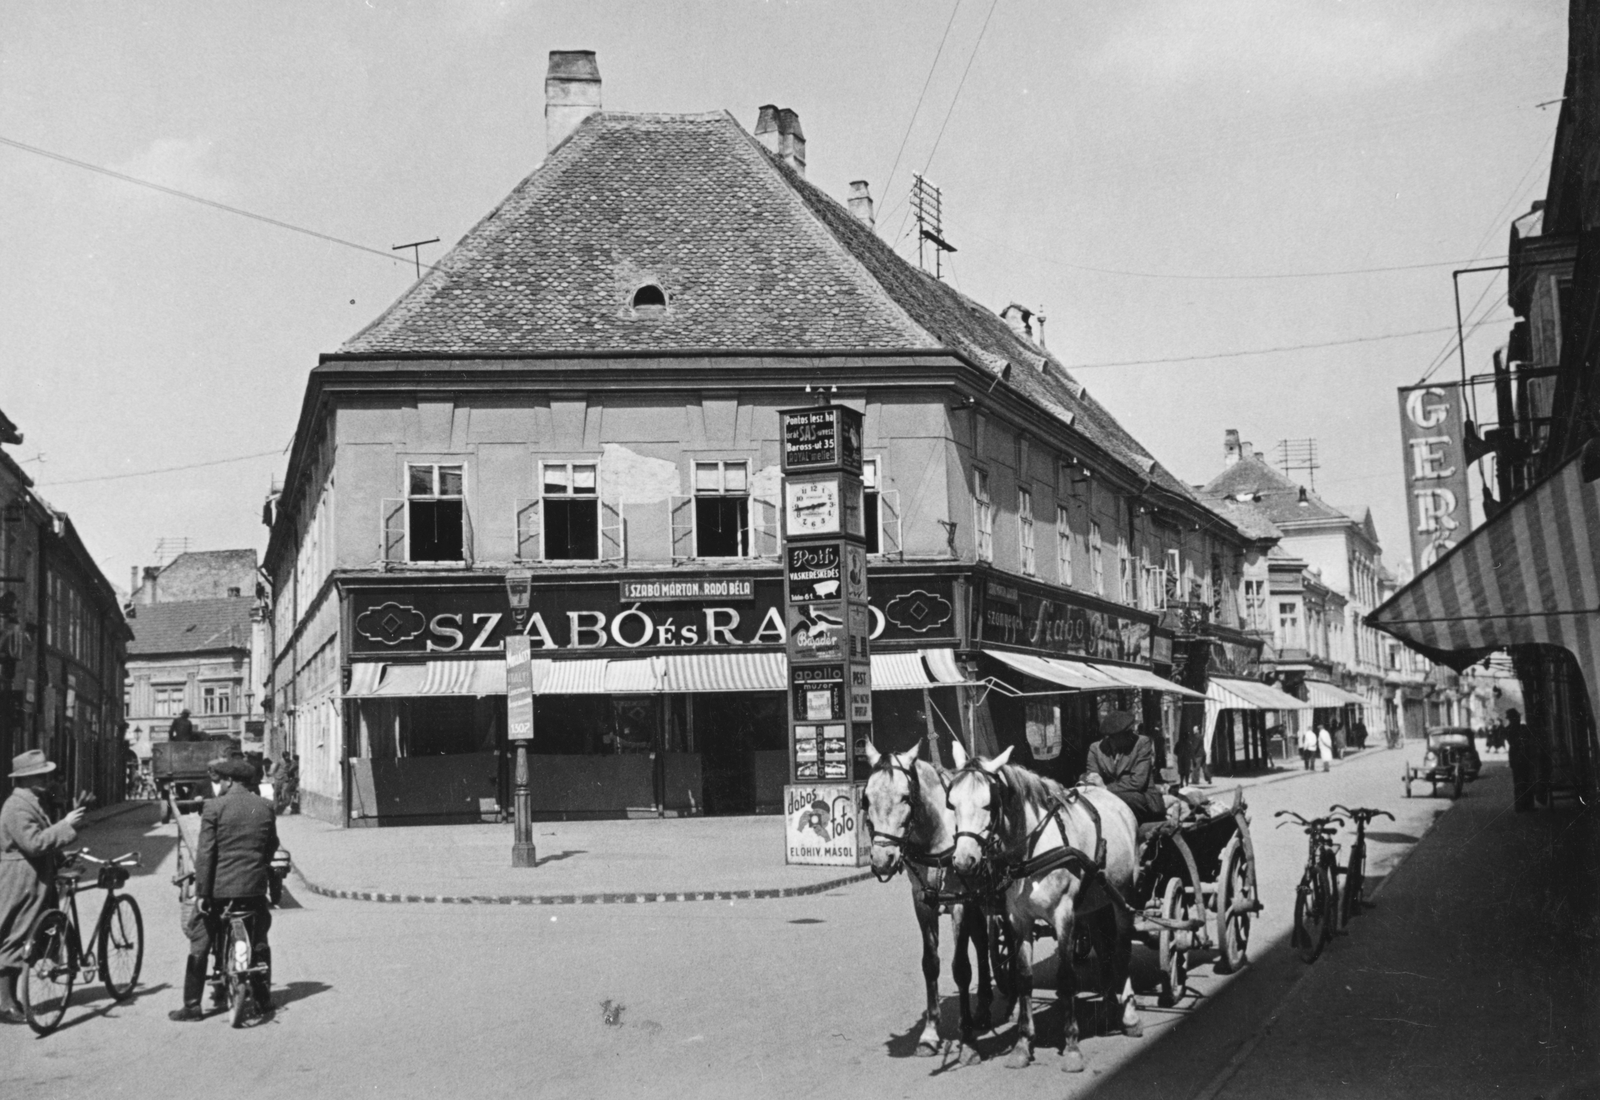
left=127, top=597, right=253, bottom=657
left=340, top=111, right=1211, bottom=510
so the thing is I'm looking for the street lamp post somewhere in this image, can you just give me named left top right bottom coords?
left=504, top=569, right=536, bottom=868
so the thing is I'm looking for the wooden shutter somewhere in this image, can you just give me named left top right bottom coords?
left=381, top=498, right=406, bottom=565
left=669, top=495, right=695, bottom=561
left=600, top=500, right=626, bottom=562
left=877, top=489, right=902, bottom=559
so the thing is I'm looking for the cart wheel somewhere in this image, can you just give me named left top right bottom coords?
left=1157, top=878, right=1187, bottom=1006
left=1215, top=838, right=1252, bottom=974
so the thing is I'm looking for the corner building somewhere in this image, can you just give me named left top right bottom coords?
left=265, top=53, right=1260, bottom=826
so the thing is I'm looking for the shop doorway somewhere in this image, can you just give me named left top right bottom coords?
left=693, top=693, right=786, bottom=815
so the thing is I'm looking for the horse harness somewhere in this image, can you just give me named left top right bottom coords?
left=862, top=758, right=1002, bottom=910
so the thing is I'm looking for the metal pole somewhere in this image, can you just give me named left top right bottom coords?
left=512, top=742, right=535, bottom=867
left=1451, top=264, right=1510, bottom=388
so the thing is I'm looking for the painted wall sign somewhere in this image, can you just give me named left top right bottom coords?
left=978, top=579, right=1153, bottom=665
left=619, top=578, right=753, bottom=602
left=1397, top=382, right=1473, bottom=569
left=784, top=782, right=869, bottom=865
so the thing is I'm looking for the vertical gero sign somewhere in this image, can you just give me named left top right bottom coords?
left=780, top=404, right=870, bottom=867
left=1397, top=384, right=1473, bottom=569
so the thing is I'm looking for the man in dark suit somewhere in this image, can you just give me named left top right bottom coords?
left=1084, top=710, right=1167, bottom=824
left=168, top=709, right=199, bottom=742
left=170, top=756, right=278, bottom=1022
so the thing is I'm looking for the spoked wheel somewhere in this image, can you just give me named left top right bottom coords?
left=225, top=925, right=253, bottom=1028
left=1157, top=878, right=1188, bottom=1006
left=100, top=895, right=144, bottom=1001
left=20, top=911, right=75, bottom=1035
left=1215, top=838, right=1253, bottom=974
left=1339, top=849, right=1365, bottom=929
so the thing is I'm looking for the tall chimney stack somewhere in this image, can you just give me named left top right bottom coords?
left=545, top=50, right=601, bottom=154
left=848, top=180, right=874, bottom=228
left=755, top=105, right=781, bottom=154
left=1224, top=429, right=1241, bottom=466
left=777, top=108, right=805, bottom=175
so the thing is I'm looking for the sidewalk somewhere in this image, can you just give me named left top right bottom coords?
left=1207, top=763, right=1600, bottom=1100
left=276, top=812, right=874, bottom=905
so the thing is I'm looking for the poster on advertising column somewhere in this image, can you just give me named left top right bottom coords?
left=1397, top=383, right=1474, bottom=569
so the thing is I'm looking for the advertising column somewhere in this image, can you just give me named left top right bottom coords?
left=780, top=405, right=872, bottom=867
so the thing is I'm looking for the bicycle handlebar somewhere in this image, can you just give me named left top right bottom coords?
left=1330, top=805, right=1393, bottom=823
left=73, top=850, right=141, bottom=867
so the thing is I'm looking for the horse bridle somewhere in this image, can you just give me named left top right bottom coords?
left=945, top=764, right=1009, bottom=861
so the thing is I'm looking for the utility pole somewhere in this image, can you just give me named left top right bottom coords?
left=910, top=174, right=956, bottom=280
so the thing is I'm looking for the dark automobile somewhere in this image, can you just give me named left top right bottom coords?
left=1403, top=726, right=1481, bottom=799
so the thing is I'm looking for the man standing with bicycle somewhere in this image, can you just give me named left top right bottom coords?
left=0, top=750, right=86, bottom=1025
left=170, top=756, right=277, bottom=1022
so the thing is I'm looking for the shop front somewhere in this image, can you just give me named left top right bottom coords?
left=341, top=570, right=968, bottom=824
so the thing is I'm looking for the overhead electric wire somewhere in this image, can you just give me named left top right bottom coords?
left=878, top=0, right=963, bottom=225
left=1065, top=322, right=1515, bottom=371
left=39, top=449, right=283, bottom=487
left=0, top=133, right=426, bottom=272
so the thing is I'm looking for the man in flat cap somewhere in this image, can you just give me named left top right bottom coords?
left=0, top=751, right=87, bottom=1023
left=1084, top=710, right=1167, bottom=824
left=170, top=756, right=277, bottom=1022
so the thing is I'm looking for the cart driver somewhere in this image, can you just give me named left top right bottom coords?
left=170, top=756, right=277, bottom=1022
left=1083, top=710, right=1169, bottom=824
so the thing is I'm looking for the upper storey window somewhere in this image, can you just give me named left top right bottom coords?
left=695, top=461, right=750, bottom=558
left=542, top=462, right=599, bottom=560
left=408, top=464, right=465, bottom=562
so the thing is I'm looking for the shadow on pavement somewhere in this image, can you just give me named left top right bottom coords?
left=44, top=981, right=174, bottom=1036
left=535, top=849, right=586, bottom=867
left=275, top=980, right=332, bottom=1007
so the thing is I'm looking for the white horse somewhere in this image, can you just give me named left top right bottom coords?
left=862, top=743, right=1009, bottom=1065
left=946, top=743, right=1143, bottom=1073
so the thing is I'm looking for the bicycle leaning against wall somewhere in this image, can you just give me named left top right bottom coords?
left=19, top=849, right=145, bottom=1034
left=1275, top=811, right=1342, bottom=964
left=1329, top=805, right=1393, bottom=928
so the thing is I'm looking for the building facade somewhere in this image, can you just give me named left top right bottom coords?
left=264, top=53, right=1262, bottom=826
left=0, top=407, right=132, bottom=805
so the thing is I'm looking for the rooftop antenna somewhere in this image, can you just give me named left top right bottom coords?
left=1274, top=438, right=1321, bottom=490
left=910, top=174, right=957, bottom=280
left=152, top=537, right=192, bottom=567
left=391, top=237, right=440, bottom=280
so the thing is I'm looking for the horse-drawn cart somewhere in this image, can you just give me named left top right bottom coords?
left=1130, top=787, right=1260, bottom=1005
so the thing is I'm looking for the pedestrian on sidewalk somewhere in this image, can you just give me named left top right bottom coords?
left=1504, top=709, right=1536, bottom=812
left=1332, top=720, right=1346, bottom=760
left=0, top=751, right=87, bottom=1025
left=1317, top=723, right=1334, bottom=772
left=1299, top=725, right=1318, bottom=771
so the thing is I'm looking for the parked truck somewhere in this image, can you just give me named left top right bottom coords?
left=152, top=736, right=240, bottom=823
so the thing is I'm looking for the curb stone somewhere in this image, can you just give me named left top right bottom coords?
left=292, top=868, right=876, bottom=906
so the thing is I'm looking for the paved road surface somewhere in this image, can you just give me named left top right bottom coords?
left=3, top=746, right=1449, bottom=1100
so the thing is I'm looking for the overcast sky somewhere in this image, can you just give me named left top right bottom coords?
left=0, top=0, right=1567, bottom=592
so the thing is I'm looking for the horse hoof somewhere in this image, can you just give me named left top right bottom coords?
left=1123, top=1020, right=1145, bottom=1039
left=1005, top=1045, right=1033, bottom=1070
left=959, top=1044, right=983, bottom=1068
left=914, top=1041, right=939, bottom=1058
left=1061, top=1049, right=1087, bottom=1073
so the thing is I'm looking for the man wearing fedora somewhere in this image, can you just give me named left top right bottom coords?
left=171, top=755, right=277, bottom=1022
left=0, top=750, right=87, bottom=1024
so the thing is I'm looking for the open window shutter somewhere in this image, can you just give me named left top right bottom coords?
left=669, top=495, right=695, bottom=561
left=461, top=500, right=475, bottom=566
left=601, top=500, right=626, bottom=562
left=381, top=498, right=406, bottom=564
left=515, top=498, right=542, bottom=562
left=753, top=497, right=779, bottom=557
left=878, top=489, right=902, bottom=558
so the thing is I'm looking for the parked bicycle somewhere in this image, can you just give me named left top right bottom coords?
left=1330, top=805, right=1394, bottom=928
left=18, top=849, right=145, bottom=1035
left=210, top=899, right=271, bottom=1028
left=1275, top=811, right=1343, bottom=964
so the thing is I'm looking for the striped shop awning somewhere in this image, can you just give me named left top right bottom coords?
left=869, top=649, right=975, bottom=691
left=1090, top=663, right=1207, bottom=700
left=1209, top=676, right=1310, bottom=711
left=1369, top=446, right=1600, bottom=722
left=1304, top=680, right=1367, bottom=709
left=985, top=649, right=1119, bottom=691
left=344, top=659, right=506, bottom=698
left=659, top=652, right=786, bottom=693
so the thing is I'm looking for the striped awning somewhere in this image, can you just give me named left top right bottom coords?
left=1305, top=680, right=1367, bottom=709
left=659, top=652, right=786, bottom=693
left=530, top=658, right=661, bottom=695
left=344, top=660, right=506, bottom=698
left=870, top=649, right=977, bottom=690
left=1091, top=664, right=1207, bottom=700
left=1370, top=447, right=1599, bottom=721
left=1210, top=676, right=1310, bottom=711
left=986, top=649, right=1119, bottom=690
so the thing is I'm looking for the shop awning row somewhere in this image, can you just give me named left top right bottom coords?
left=1208, top=676, right=1310, bottom=712
left=344, top=649, right=971, bottom=698
left=983, top=649, right=1206, bottom=699
left=1304, top=680, right=1368, bottom=709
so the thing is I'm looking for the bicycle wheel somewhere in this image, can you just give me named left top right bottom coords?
left=99, top=895, right=144, bottom=1001
left=19, top=910, right=75, bottom=1035
left=1293, top=877, right=1323, bottom=963
left=1339, top=848, right=1365, bottom=928
left=225, top=924, right=253, bottom=1028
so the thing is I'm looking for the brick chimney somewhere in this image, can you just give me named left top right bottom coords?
left=847, top=180, right=874, bottom=228
left=754, top=105, right=805, bottom=175
left=545, top=50, right=601, bottom=154
left=141, top=566, right=160, bottom=605
left=1224, top=429, right=1241, bottom=466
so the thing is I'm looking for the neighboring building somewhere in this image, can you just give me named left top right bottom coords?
left=0, top=407, right=132, bottom=805
left=124, top=594, right=260, bottom=762
left=129, top=549, right=257, bottom=606
left=264, top=52, right=1264, bottom=826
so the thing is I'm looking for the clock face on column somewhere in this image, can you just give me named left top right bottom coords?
left=785, top=478, right=842, bottom=536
